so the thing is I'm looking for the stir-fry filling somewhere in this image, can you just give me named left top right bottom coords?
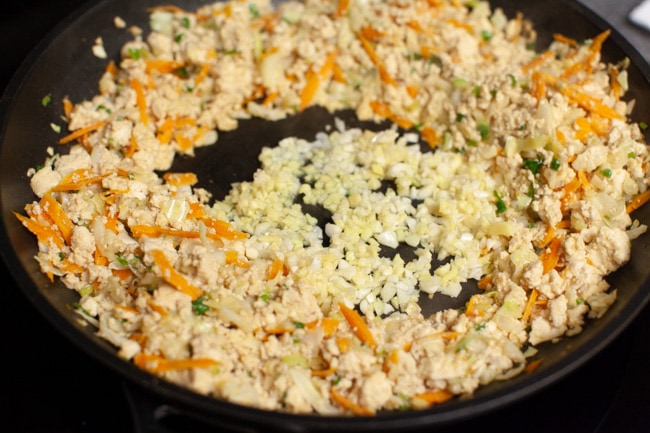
left=17, top=0, right=650, bottom=415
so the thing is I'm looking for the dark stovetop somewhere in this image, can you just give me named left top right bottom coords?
left=1, top=1, right=649, bottom=432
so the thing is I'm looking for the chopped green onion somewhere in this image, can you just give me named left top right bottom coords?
left=175, top=33, right=184, bottom=42
left=128, top=48, right=144, bottom=59
left=42, top=94, right=52, bottom=107
left=507, top=73, right=517, bottom=87
left=494, top=190, right=507, bottom=214
left=249, top=3, right=260, bottom=18
left=293, top=321, right=305, bottom=329
left=523, top=155, right=543, bottom=174
left=172, top=67, right=189, bottom=79
left=192, top=296, right=209, bottom=315
left=477, top=123, right=490, bottom=140
left=481, top=30, right=493, bottom=41
left=550, top=157, right=561, bottom=170
left=640, top=121, right=648, bottom=130
left=456, top=113, right=467, bottom=122
left=181, top=17, right=190, bottom=29
left=628, top=151, right=636, bottom=158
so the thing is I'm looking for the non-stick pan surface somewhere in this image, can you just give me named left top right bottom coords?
left=1, top=0, right=649, bottom=431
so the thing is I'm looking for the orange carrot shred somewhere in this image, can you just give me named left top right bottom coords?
left=40, top=194, right=74, bottom=244
left=306, top=317, right=340, bottom=337
left=330, top=389, right=375, bottom=416
left=524, top=358, right=543, bottom=373
left=477, top=274, right=493, bottom=290
left=335, top=0, right=349, bottom=17
left=339, top=303, right=377, bottom=350
left=521, top=289, right=539, bottom=323
left=131, top=78, right=150, bottom=126
left=58, top=120, right=107, bottom=145
left=163, top=172, right=199, bottom=186
left=134, top=353, right=218, bottom=373
left=311, top=367, right=336, bottom=378
left=14, top=212, right=65, bottom=249
left=413, top=389, right=454, bottom=405
left=151, top=249, right=202, bottom=300
left=357, top=32, right=396, bottom=86
left=626, top=189, right=650, bottom=213
left=541, top=237, right=562, bottom=274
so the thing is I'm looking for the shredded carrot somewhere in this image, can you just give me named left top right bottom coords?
left=369, top=100, right=413, bottom=129
left=112, top=268, right=133, bottom=281
left=62, top=96, right=74, bottom=119
left=14, top=212, right=65, bottom=249
left=420, top=126, right=440, bottom=149
left=157, top=117, right=176, bottom=144
left=531, top=70, right=546, bottom=105
left=202, top=218, right=248, bottom=240
left=337, top=336, right=350, bottom=353
left=335, top=0, right=349, bottom=17
left=538, top=225, right=556, bottom=249
left=134, top=353, right=218, bottom=373
left=465, top=294, right=486, bottom=317
left=477, top=274, right=493, bottom=290
left=40, top=194, right=74, bottom=244
left=330, top=389, right=375, bottom=416
left=357, top=32, right=396, bottom=86
left=609, top=65, right=623, bottom=100
left=332, top=62, right=347, bottom=83
left=589, top=29, right=611, bottom=55
left=58, top=260, right=84, bottom=274
left=524, top=358, right=543, bottom=373
left=540, top=237, right=562, bottom=274
left=112, top=305, right=138, bottom=316
left=412, top=389, right=454, bottom=405
left=406, top=85, right=419, bottom=98
left=560, top=85, right=622, bottom=120
left=521, top=289, right=539, bottom=323
left=124, top=134, right=138, bottom=158
left=58, top=120, right=107, bottom=145
left=266, top=258, right=289, bottom=280
left=163, top=172, right=199, bottom=186
left=299, top=69, right=320, bottom=111
left=339, top=303, right=377, bottom=350
left=626, top=189, right=650, bottom=213
left=94, top=248, right=108, bottom=266
left=553, top=33, right=578, bottom=47
left=187, top=202, right=207, bottom=219
left=51, top=169, right=108, bottom=192
left=306, top=317, right=340, bottom=336
left=387, top=348, right=400, bottom=365
left=150, top=249, right=202, bottom=300
left=145, top=59, right=185, bottom=75
left=445, top=18, right=472, bottom=33
left=299, top=51, right=337, bottom=111
left=311, top=367, right=336, bottom=378
left=263, top=91, right=280, bottom=106
left=131, top=78, right=150, bottom=126
left=359, top=25, right=385, bottom=42
left=522, top=50, right=553, bottom=73
left=105, top=59, right=118, bottom=77
left=225, top=250, right=249, bottom=268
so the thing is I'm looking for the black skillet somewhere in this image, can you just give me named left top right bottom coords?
left=1, top=0, right=649, bottom=431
